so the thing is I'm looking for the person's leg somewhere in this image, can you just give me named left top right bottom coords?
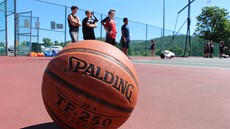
left=121, top=41, right=126, bottom=54
left=75, top=32, right=79, bottom=41
left=206, top=50, right=209, bottom=58
left=123, top=48, right=127, bottom=55
left=92, top=35, right=96, bottom=40
left=210, top=50, right=213, bottom=58
left=220, top=50, right=223, bottom=58
left=86, top=34, right=96, bottom=40
left=70, top=31, right=78, bottom=42
left=69, top=31, right=75, bottom=43
left=121, top=47, right=125, bottom=54
left=152, top=50, right=155, bottom=57
left=126, top=42, right=129, bottom=56
left=84, top=36, right=94, bottom=40
left=209, top=50, right=211, bottom=58
left=105, top=36, right=110, bottom=43
left=110, top=38, right=116, bottom=46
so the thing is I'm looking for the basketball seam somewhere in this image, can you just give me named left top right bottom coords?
left=56, top=87, right=121, bottom=118
left=45, top=68, right=134, bottom=113
left=43, top=100, right=74, bottom=129
left=57, top=48, right=139, bottom=90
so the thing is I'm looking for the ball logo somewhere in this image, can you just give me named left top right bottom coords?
left=65, top=56, right=134, bottom=102
left=55, top=89, right=114, bottom=128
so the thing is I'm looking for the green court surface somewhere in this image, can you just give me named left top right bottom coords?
left=132, top=58, right=230, bottom=70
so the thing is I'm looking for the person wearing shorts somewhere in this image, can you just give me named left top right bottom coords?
left=101, top=10, right=117, bottom=45
left=210, top=40, right=214, bottom=58
left=204, top=42, right=208, bottom=58
left=150, top=40, right=156, bottom=57
left=219, top=41, right=225, bottom=58
left=121, top=18, right=130, bottom=56
left=204, top=41, right=210, bottom=58
left=68, top=6, right=81, bottom=43
left=82, top=10, right=98, bottom=40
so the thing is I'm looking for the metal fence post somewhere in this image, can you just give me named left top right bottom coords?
left=64, top=6, right=67, bottom=44
left=30, top=11, right=32, bottom=52
left=5, top=0, right=8, bottom=56
left=163, top=0, right=165, bottom=51
left=37, top=17, right=39, bottom=43
left=161, top=28, right=163, bottom=50
left=14, top=0, right=17, bottom=56
left=145, top=24, right=148, bottom=56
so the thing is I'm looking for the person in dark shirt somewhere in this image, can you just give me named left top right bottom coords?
left=68, top=6, right=81, bottom=43
left=101, top=9, right=116, bottom=45
left=210, top=40, right=214, bottom=58
left=219, top=41, right=225, bottom=58
left=82, top=10, right=98, bottom=40
left=150, top=40, right=156, bottom=57
left=204, top=41, right=210, bottom=58
left=204, top=42, right=208, bottom=58
left=101, top=16, right=109, bottom=28
left=121, top=18, right=130, bottom=56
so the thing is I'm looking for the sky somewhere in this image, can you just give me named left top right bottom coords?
left=3, top=0, right=230, bottom=46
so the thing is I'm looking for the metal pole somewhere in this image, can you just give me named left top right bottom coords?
left=64, top=6, right=67, bottom=44
left=5, top=0, right=8, bottom=56
left=163, top=0, right=165, bottom=50
left=14, top=0, right=17, bottom=56
left=161, top=28, right=163, bottom=50
left=37, top=17, right=39, bottom=43
left=178, top=0, right=195, bottom=14
left=146, top=24, right=148, bottom=56
left=30, top=11, right=32, bottom=52
left=183, top=0, right=191, bottom=57
left=188, top=0, right=191, bottom=56
left=100, top=14, right=103, bottom=40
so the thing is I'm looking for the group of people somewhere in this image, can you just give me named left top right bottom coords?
left=204, top=40, right=215, bottom=58
left=204, top=40, right=227, bottom=58
left=67, top=6, right=130, bottom=56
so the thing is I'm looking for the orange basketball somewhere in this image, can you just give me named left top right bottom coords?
left=42, top=40, right=139, bottom=129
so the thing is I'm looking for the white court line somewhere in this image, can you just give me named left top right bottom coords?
left=132, top=60, right=230, bottom=67
left=132, top=61, right=230, bottom=70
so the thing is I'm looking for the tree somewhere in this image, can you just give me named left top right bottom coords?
left=20, top=41, right=28, bottom=46
left=61, top=41, right=72, bottom=47
left=54, top=40, right=60, bottom=46
left=0, top=42, right=5, bottom=47
left=194, top=6, right=230, bottom=42
left=42, top=38, right=53, bottom=47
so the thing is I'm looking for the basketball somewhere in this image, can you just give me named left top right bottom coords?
left=41, top=40, right=139, bottom=129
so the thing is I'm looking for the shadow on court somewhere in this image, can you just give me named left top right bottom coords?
left=21, top=122, right=61, bottom=129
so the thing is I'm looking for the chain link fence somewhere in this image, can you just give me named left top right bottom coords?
left=0, top=0, right=7, bottom=55
left=1, top=0, right=222, bottom=57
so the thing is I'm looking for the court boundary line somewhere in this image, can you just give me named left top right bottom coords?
left=133, top=61, right=230, bottom=71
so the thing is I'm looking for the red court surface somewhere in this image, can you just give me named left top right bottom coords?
left=0, top=56, right=230, bottom=129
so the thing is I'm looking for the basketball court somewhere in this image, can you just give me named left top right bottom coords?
left=1, top=56, right=230, bottom=129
